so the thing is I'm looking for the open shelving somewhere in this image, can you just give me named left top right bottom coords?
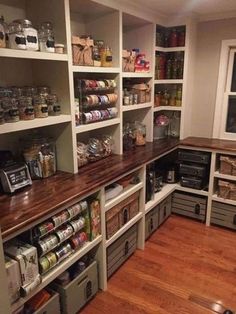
left=214, top=171, right=236, bottom=181
left=72, top=66, right=120, bottom=73
left=153, top=106, right=182, bottom=112
left=123, top=103, right=152, bottom=112
left=0, top=48, right=68, bottom=61
left=75, top=118, right=121, bottom=134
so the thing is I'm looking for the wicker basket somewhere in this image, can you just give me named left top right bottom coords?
left=218, top=180, right=231, bottom=199
left=220, top=156, right=236, bottom=175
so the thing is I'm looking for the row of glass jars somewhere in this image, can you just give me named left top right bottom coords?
left=0, top=86, right=61, bottom=124
left=0, top=17, right=61, bottom=53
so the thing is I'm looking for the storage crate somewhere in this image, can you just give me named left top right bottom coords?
left=145, top=205, right=159, bottom=240
left=211, top=201, right=236, bottom=231
left=34, top=290, right=60, bottom=314
left=51, top=261, right=98, bottom=314
left=172, top=192, right=206, bottom=221
left=159, top=195, right=172, bottom=225
left=107, top=225, right=137, bottom=278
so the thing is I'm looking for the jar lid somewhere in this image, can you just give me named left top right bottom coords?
left=55, top=43, right=64, bottom=48
left=13, top=19, right=33, bottom=27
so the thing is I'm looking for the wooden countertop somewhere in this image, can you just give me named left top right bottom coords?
left=180, top=137, right=236, bottom=152
left=0, top=138, right=179, bottom=239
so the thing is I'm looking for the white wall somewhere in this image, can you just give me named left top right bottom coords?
left=190, top=17, right=236, bottom=138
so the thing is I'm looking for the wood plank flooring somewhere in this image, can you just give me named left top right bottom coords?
left=81, top=216, right=236, bottom=314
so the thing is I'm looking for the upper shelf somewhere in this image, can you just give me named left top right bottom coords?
left=72, top=66, right=120, bottom=73
left=75, top=118, right=120, bottom=134
left=123, top=103, right=152, bottom=112
left=0, top=48, right=68, bottom=61
left=153, top=106, right=182, bottom=112
left=154, top=79, right=183, bottom=84
left=155, top=46, right=185, bottom=52
left=122, top=72, right=153, bottom=78
left=0, top=115, right=72, bottom=135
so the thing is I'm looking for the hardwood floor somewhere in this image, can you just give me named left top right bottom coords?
left=81, top=216, right=236, bottom=314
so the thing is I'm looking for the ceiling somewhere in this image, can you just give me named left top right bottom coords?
left=121, top=0, right=236, bottom=20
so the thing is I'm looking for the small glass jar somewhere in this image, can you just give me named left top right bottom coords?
left=0, top=15, right=7, bottom=48
left=47, top=94, right=61, bottom=116
left=8, top=22, right=26, bottom=50
left=23, top=138, right=56, bottom=179
left=37, top=86, right=51, bottom=98
left=18, top=96, right=35, bottom=120
left=39, top=22, right=55, bottom=53
left=0, top=105, right=4, bottom=124
left=11, top=86, right=24, bottom=98
left=14, top=19, right=38, bottom=51
left=23, top=86, right=38, bottom=97
left=123, top=123, right=136, bottom=151
left=93, top=45, right=101, bottom=67
left=33, top=95, right=48, bottom=118
left=101, top=46, right=112, bottom=67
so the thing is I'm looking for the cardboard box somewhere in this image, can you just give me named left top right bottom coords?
left=5, top=256, right=21, bottom=304
left=5, top=241, right=39, bottom=287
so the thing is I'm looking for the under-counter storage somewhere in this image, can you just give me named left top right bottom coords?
left=159, top=195, right=172, bottom=225
left=172, top=192, right=206, bottom=221
left=31, top=290, right=60, bottom=314
left=145, top=205, right=159, bottom=240
left=211, top=201, right=236, bottom=231
left=107, top=225, right=137, bottom=278
left=106, top=192, right=139, bottom=239
left=51, top=260, right=98, bottom=314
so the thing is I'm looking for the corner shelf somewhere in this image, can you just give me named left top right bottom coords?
left=72, top=66, right=120, bottom=73
left=11, top=235, right=102, bottom=312
left=154, top=79, right=183, bottom=84
left=175, top=184, right=209, bottom=196
left=0, top=115, right=72, bottom=134
left=105, top=212, right=142, bottom=248
left=145, top=184, right=176, bottom=213
left=153, top=106, right=182, bottom=112
left=75, top=118, right=120, bottom=134
left=212, top=194, right=236, bottom=206
left=122, top=103, right=152, bottom=112
left=155, top=46, right=185, bottom=52
left=122, top=72, right=152, bottom=78
left=105, top=182, right=143, bottom=212
left=0, top=48, right=68, bottom=61
left=214, top=171, right=236, bottom=182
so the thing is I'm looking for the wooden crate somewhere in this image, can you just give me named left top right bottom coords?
left=211, top=201, right=236, bottom=231
left=145, top=205, right=159, bottom=240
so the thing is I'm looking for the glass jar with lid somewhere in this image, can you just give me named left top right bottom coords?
left=37, top=86, right=51, bottom=98
left=39, top=22, right=55, bottom=53
left=23, top=137, right=56, bottom=179
left=23, top=86, right=37, bottom=97
left=46, top=94, right=61, bottom=116
left=13, top=19, right=38, bottom=51
left=0, top=15, right=7, bottom=48
left=18, top=96, right=35, bottom=120
left=101, top=46, right=112, bottom=67
left=33, top=95, right=48, bottom=118
left=8, top=22, right=26, bottom=50
left=2, top=97, right=19, bottom=122
left=134, top=121, right=146, bottom=146
left=11, top=86, right=24, bottom=98
left=0, top=105, right=4, bottom=124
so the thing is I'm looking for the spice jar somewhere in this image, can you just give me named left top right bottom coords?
left=0, top=106, right=4, bottom=124
left=134, top=121, right=146, bottom=146
left=0, top=15, right=7, bottom=48
left=39, top=22, right=55, bottom=53
left=23, top=138, right=56, bottom=179
left=101, top=46, right=112, bottom=67
left=8, top=22, right=26, bottom=50
left=93, top=45, right=101, bottom=67
left=33, top=95, right=48, bottom=118
left=14, top=19, right=38, bottom=51
left=37, top=86, right=51, bottom=98
left=18, top=96, right=35, bottom=120
left=47, top=94, right=61, bottom=116
left=2, top=97, right=19, bottom=122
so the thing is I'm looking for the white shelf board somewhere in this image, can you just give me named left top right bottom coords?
left=11, top=236, right=102, bottom=311
left=145, top=184, right=176, bottom=213
left=0, top=115, right=72, bottom=134
left=122, top=72, right=152, bottom=78
left=0, top=48, right=68, bottom=61
left=75, top=118, right=120, bottom=134
left=155, top=46, right=185, bottom=52
left=72, top=66, right=120, bottom=73
left=153, top=106, right=182, bottom=112
left=175, top=184, right=209, bottom=196
left=105, top=182, right=143, bottom=212
left=154, top=79, right=183, bottom=84
left=214, top=171, right=236, bottom=181
left=105, top=212, right=143, bottom=248
left=212, top=194, right=236, bottom=206
left=122, top=103, right=152, bottom=112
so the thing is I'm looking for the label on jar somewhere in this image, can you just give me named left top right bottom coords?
left=46, top=39, right=55, bottom=48
left=106, top=56, right=112, bottom=62
left=41, top=106, right=48, bottom=113
left=27, top=35, right=37, bottom=43
left=15, top=35, right=26, bottom=46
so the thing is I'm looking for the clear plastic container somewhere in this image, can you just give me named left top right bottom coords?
left=23, top=138, right=56, bottom=179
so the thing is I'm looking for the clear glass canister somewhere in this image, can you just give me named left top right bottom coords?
left=2, top=97, right=19, bottom=122
left=134, top=121, right=146, bottom=146
left=33, top=95, right=48, bottom=118
left=8, top=22, right=26, bottom=50
left=101, top=46, right=112, bottom=67
left=39, top=22, right=55, bottom=53
left=14, top=19, right=38, bottom=51
left=47, top=94, right=61, bottom=116
left=23, top=138, right=56, bottom=179
left=23, top=86, right=38, bottom=97
left=0, top=105, right=4, bottom=124
left=18, top=96, right=35, bottom=120
left=0, top=15, right=7, bottom=48
left=11, top=86, right=24, bottom=98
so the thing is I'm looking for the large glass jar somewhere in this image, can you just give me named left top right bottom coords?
left=37, top=86, right=50, bottom=98
left=169, top=112, right=180, bottom=138
left=14, top=19, right=38, bottom=51
left=0, top=105, right=4, bottom=124
left=1, top=97, right=19, bottom=122
left=33, top=95, right=48, bottom=118
left=23, top=86, right=37, bottom=97
left=39, top=22, right=55, bottom=53
left=123, top=123, right=136, bottom=151
left=8, top=22, right=26, bottom=50
left=134, top=121, right=146, bottom=146
left=23, top=138, right=56, bottom=179
left=18, top=96, right=35, bottom=120
left=0, top=15, right=7, bottom=48
left=46, top=94, right=61, bottom=116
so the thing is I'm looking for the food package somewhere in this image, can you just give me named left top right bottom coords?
left=5, top=256, right=21, bottom=304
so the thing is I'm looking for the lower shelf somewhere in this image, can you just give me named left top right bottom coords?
left=11, top=235, right=102, bottom=312
left=145, top=184, right=176, bottom=213
left=175, top=184, right=209, bottom=196
left=105, top=212, right=143, bottom=248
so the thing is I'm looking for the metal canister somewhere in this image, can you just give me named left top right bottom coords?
left=46, top=252, right=57, bottom=268
left=39, top=256, right=50, bottom=273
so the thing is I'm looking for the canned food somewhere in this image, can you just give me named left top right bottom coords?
left=39, top=256, right=50, bottom=273
left=56, top=225, right=73, bottom=242
left=46, top=252, right=57, bottom=268
left=67, top=203, right=81, bottom=218
left=55, top=243, right=72, bottom=261
left=80, top=201, right=88, bottom=211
